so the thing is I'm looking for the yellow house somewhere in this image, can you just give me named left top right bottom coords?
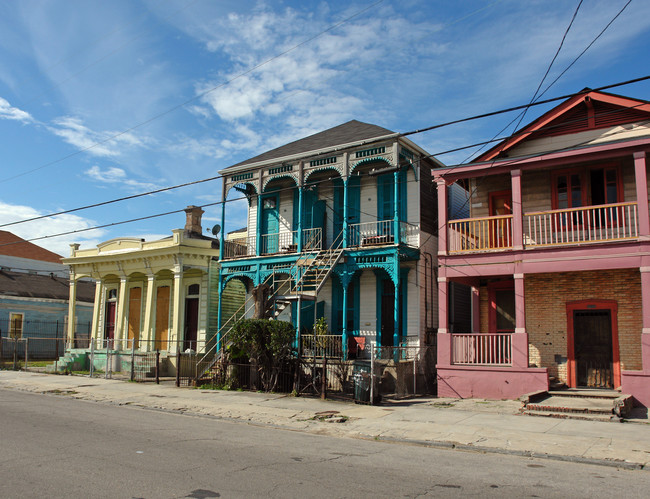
left=63, top=206, right=223, bottom=354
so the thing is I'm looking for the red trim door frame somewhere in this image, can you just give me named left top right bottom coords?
left=566, top=299, right=620, bottom=388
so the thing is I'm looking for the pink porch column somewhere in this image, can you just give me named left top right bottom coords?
left=472, top=284, right=480, bottom=333
left=512, top=272, right=529, bottom=368
left=435, top=177, right=448, bottom=256
left=511, top=169, right=523, bottom=250
left=634, top=151, right=650, bottom=239
left=641, top=267, right=650, bottom=373
left=437, top=272, right=452, bottom=366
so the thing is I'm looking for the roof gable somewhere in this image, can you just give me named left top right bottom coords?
left=0, top=231, right=63, bottom=264
left=226, top=120, right=396, bottom=170
left=474, top=90, right=650, bottom=162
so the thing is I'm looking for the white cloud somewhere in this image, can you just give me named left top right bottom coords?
left=49, top=116, right=144, bottom=157
left=0, top=96, right=33, bottom=123
left=0, top=201, right=105, bottom=256
left=84, top=165, right=158, bottom=191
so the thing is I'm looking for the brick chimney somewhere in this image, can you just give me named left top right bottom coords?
left=184, top=205, right=204, bottom=238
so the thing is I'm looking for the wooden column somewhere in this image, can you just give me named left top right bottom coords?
left=634, top=152, right=650, bottom=239
left=67, top=273, right=77, bottom=347
left=172, top=268, right=184, bottom=350
left=142, top=275, right=156, bottom=351
left=512, top=272, right=529, bottom=369
left=115, top=277, right=128, bottom=349
left=435, top=178, right=448, bottom=255
left=511, top=169, right=524, bottom=250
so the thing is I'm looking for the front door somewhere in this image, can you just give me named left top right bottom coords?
left=573, top=310, right=614, bottom=388
left=127, top=287, right=142, bottom=349
left=155, top=286, right=170, bottom=350
left=261, top=194, right=279, bottom=254
left=380, top=279, right=395, bottom=348
left=184, top=297, right=199, bottom=351
left=104, top=301, right=116, bottom=346
left=489, top=191, right=512, bottom=248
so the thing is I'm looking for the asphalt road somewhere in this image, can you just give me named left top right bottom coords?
left=0, top=388, right=647, bottom=498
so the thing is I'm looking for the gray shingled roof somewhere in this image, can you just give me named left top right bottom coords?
left=0, top=270, right=95, bottom=302
left=226, top=120, right=397, bottom=170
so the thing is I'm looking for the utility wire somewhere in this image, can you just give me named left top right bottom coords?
left=2, top=113, right=647, bottom=251
left=0, top=0, right=385, bottom=184
left=2, top=75, right=649, bottom=231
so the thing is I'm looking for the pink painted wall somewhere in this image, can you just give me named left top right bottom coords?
left=621, top=371, right=650, bottom=407
left=437, top=365, right=548, bottom=400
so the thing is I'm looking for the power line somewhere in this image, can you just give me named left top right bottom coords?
left=0, top=0, right=385, bottom=184
left=2, top=75, right=649, bottom=232
left=2, top=115, right=647, bottom=251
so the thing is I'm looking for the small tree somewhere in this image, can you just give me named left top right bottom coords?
left=229, top=319, right=297, bottom=392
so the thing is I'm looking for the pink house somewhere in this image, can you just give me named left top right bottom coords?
left=435, top=89, right=650, bottom=406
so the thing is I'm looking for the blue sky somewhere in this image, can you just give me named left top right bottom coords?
left=1, top=0, right=650, bottom=256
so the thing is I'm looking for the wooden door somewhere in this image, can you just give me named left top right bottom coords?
left=381, top=279, right=395, bottom=348
left=155, top=286, right=170, bottom=350
left=261, top=195, right=279, bottom=253
left=184, top=298, right=199, bottom=351
left=573, top=310, right=613, bottom=388
left=104, top=301, right=116, bottom=345
left=489, top=191, right=512, bottom=248
left=127, top=287, right=142, bottom=349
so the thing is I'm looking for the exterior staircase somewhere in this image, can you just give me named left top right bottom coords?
left=520, top=389, right=634, bottom=421
left=195, top=239, right=345, bottom=384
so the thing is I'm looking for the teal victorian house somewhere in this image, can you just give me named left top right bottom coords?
left=216, top=121, right=443, bottom=359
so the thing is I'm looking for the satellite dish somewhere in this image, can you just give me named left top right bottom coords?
left=211, top=224, right=221, bottom=236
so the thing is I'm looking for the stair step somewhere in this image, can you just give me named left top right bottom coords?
left=547, top=389, right=621, bottom=399
left=526, top=403, right=613, bottom=415
left=521, top=410, right=619, bottom=422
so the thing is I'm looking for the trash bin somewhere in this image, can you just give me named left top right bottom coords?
left=353, top=362, right=371, bottom=403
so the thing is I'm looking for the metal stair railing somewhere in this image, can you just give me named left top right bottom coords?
left=195, top=230, right=344, bottom=383
left=292, top=230, right=344, bottom=295
left=195, top=273, right=290, bottom=383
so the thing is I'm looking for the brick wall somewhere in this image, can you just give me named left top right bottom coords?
left=526, top=269, right=641, bottom=383
left=478, top=269, right=642, bottom=385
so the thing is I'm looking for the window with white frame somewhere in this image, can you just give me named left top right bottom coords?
left=9, top=313, right=24, bottom=338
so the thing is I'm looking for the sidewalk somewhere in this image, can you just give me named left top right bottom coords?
left=1, top=370, right=649, bottom=470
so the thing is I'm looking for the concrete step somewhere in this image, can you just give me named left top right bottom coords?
left=547, top=389, right=621, bottom=399
left=521, top=410, right=620, bottom=422
left=521, top=390, right=633, bottom=420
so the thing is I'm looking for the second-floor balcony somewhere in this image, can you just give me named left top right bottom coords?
left=223, top=222, right=420, bottom=260
left=447, top=201, right=639, bottom=254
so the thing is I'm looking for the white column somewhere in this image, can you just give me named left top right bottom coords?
left=67, top=273, right=77, bottom=348
left=142, top=275, right=156, bottom=351
left=172, top=268, right=184, bottom=351
left=115, top=277, right=128, bottom=349
left=90, top=279, right=103, bottom=347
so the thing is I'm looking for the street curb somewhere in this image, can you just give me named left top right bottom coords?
left=85, top=394, right=650, bottom=472
left=369, top=436, right=646, bottom=471
left=2, top=379, right=648, bottom=471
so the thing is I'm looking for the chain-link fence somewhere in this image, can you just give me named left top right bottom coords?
left=0, top=319, right=92, bottom=371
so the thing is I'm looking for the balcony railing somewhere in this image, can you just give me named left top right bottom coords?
left=400, top=222, right=420, bottom=247
left=260, top=231, right=298, bottom=255
left=448, top=215, right=513, bottom=253
left=223, top=236, right=256, bottom=259
left=524, top=202, right=638, bottom=247
left=348, top=220, right=395, bottom=247
left=302, top=227, right=322, bottom=251
left=447, top=202, right=639, bottom=254
left=301, top=334, right=343, bottom=358
left=451, top=333, right=512, bottom=366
